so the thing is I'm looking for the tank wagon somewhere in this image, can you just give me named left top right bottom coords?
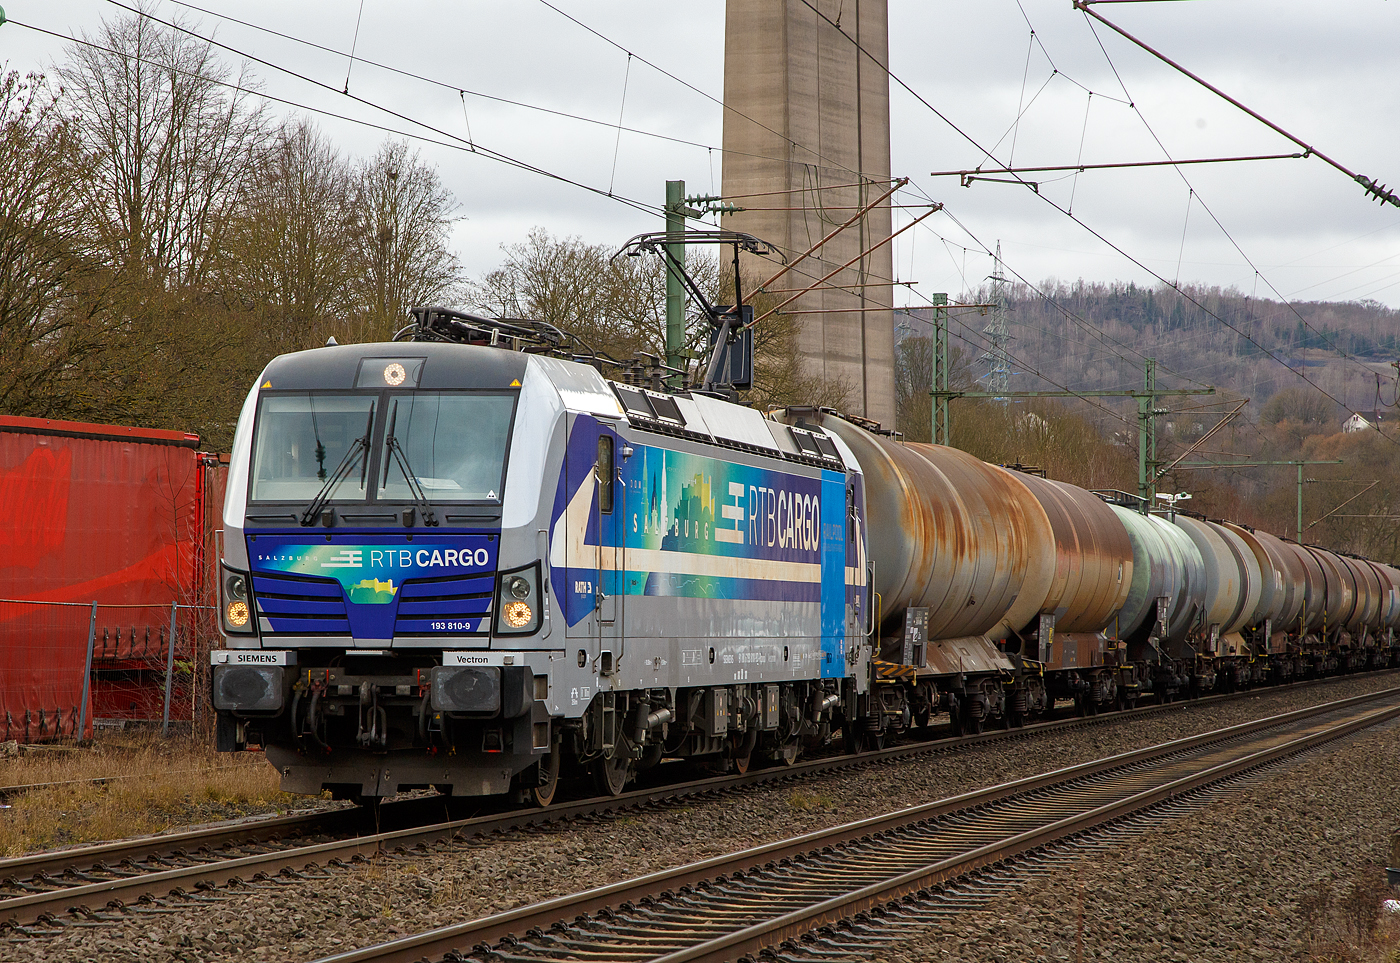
left=211, top=309, right=1400, bottom=802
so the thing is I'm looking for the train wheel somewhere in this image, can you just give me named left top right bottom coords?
left=729, top=731, right=756, bottom=774
left=531, top=741, right=562, bottom=808
left=963, top=704, right=984, bottom=735
left=864, top=728, right=886, bottom=751
left=591, top=748, right=631, bottom=797
left=948, top=695, right=965, bottom=737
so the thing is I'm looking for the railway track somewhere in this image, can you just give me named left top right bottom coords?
left=1, top=672, right=1392, bottom=937
left=306, top=686, right=1400, bottom=963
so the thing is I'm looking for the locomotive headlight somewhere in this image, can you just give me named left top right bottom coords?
left=494, top=562, right=541, bottom=635
left=220, top=565, right=256, bottom=635
left=502, top=600, right=533, bottom=628
left=225, top=574, right=247, bottom=601
left=226, top=600, right=251, bottom=627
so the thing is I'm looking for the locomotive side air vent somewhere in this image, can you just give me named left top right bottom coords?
left=790, top=428, right=822, bottom=456
left=790, top=427, right=843, bottom=467
left=811, top=433, right=842, bottom=462
left=645, top=392, right=685, bottom=425
left=614, top=384, right=657, bottom=420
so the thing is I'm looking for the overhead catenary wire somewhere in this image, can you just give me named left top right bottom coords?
left=6, top=2, right=1300, bottom=458
left=1008, top=0, right=1131, bottom=106
left=969, top=0, right=1391, bottom=397
left=934, top=152, right=1307, bottom=181
left=885, top=225, right=1179, bottom=428
left=341, top=0, right=366, bottom=94
left=781, top=3, right=1213, bottom=393
left=92, top=2, right=673, bottom=217
left=912, top=191, right=1214, bottom=390
left=703, top=181, right=901, bottom=201
left=158, top=0, right=868, bottom=179
left=13, top=15, right=661, bottom=219
left=1075, top=11, right=1392, bottom=398
left=938, top=194, right=1390, bottom=439
left=533, top=0, right=887, bottom=184
left=1074, top=0, right=1400, bottom=209
left=47, top=1, right=1386, bottom=438
left=794, top=0, right=1398, bottom=446
left=608, top=53, right=633, bottom=196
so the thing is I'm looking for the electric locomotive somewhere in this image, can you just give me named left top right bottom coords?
left=212, top=307, right=870, bottom=802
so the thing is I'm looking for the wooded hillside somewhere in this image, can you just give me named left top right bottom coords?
left=894, top=282, right=1400, bottom=561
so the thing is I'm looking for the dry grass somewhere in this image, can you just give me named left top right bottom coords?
left=0, top=734, right=313, bottom=856
left=1301, top=866, right=1400, bottom=962
left=786, top=789, right=834, bottom=812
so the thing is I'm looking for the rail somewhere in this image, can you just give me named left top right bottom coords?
left=2, top=673, right=1393, bottom=934
left=306, top=686, right=1400, bottom=963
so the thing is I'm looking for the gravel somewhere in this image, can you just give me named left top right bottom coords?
left=871, top=719, right=1400, bottom=963
left=9, top=673, right=1400, bottom=963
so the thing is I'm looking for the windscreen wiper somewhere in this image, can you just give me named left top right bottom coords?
left=299, top=403, right=375, bottom=526
left=383, top=402, right=439, bottom=527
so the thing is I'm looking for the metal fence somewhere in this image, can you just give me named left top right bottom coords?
left=0, top=599, right=219, bottom=742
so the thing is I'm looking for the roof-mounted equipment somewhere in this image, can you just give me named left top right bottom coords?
left=615, top=230, right=784, bottom=397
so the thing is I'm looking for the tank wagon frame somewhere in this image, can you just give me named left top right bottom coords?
left=210, top=308, right=1400, bottom=802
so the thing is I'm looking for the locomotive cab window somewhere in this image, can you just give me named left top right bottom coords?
left=249, top=394, right=377, bottom=502
left=380, top=392, right=515, bottom=502
left=248, top=390, right=516, bottom=504
left=596, top=435, right=614, bottom=514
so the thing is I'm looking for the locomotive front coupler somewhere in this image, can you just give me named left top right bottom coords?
left=355, top=680, right=388, bottom=749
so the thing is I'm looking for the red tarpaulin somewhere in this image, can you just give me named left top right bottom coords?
left=0, top=417, right=210, bottom=739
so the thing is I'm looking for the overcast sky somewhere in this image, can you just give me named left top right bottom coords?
left=6, top=1, right=1399, bottom=311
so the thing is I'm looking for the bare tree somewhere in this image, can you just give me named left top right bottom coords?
left=349, top=140, right=463, bottom=339
left=893, top=335, right=972, bottom=442
left=57, top=6, right=268, bottom=288
left=469, top=227, right=715, bottom=365
left=0, top=71, right=105, bottom=416
left=215, top=120, right=357, bottom=354
left=468, top=228, right=850, bottom=409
